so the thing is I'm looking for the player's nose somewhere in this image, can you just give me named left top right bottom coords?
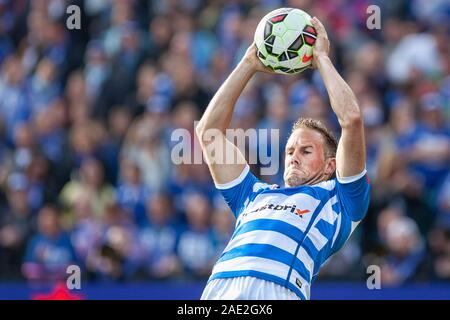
left=290, top=154, right=300, bottom=166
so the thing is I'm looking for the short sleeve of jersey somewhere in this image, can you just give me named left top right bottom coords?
left=329, top=169, right=371, bottom=256
left=335, top=169, right=371, bottom=222
left=215, top=165, right=271, bottom=219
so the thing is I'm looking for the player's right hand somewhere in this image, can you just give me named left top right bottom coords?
left=242, top=42, right=276, bottom=74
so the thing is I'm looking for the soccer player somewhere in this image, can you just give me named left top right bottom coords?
left=196, top=17, right=370, bottom=300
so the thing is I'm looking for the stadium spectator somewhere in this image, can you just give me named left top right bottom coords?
left=0, top=172, right=33, bottom=279
left=86, top=203, right=141, bottom=281
left=380, top=215, right=427, bottom=285
left=59, top=157, right=115, bottom=224
left=139, top=192, right=182, bottom=279
left=21, top=205, right=78, bottom=282
left=177, top=192, right=216, bottom=279
left=116, top=157, right=150, bottom=226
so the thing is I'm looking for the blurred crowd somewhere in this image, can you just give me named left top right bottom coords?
left=0, top=0, right=449, bottom=286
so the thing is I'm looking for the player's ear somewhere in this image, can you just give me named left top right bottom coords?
left=325, top=157, right=336, bottom=178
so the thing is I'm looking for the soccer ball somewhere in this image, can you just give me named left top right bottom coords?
left=254, top=8, right=317, bottom=74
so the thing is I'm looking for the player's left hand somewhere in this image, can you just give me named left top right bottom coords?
left=310, top=17, right=330, bottom=68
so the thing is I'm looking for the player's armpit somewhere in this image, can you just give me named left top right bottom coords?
left=196, top=128, right=248, bottom=186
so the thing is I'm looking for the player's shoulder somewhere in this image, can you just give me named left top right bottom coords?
left=249, top=181, right=279, bottom=201
left=314, top=178, right=336, bottom=191
left=252, top=181, right=279, bottom=193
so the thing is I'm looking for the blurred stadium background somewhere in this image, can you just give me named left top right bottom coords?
left=0, top=0, right=449, bottom=299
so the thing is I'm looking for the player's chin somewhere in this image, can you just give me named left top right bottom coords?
left=285, top=173, right=306, bottom=188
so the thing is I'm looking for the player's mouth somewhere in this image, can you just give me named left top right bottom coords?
left=288, top=166, right=304, bottom=174
left=287, top=168, right=307, bottom=181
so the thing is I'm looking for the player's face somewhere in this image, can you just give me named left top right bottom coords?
left=284, top=128, right=335, bottom=187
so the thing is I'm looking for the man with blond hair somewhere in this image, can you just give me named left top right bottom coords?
left=196, top=17, right=370, bottom=300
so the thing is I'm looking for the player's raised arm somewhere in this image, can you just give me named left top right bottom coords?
left=196, top=44, right=272, bottom=185
left=310, top=17, right=366, bottom=178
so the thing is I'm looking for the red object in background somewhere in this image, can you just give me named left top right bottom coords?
left=31, top=282, right=84, bottom=300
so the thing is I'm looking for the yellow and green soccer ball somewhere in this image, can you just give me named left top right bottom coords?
left=254, top=8, right=317, bottom=74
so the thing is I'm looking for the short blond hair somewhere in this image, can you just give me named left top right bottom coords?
left=291, top=118, right=337, bottom=158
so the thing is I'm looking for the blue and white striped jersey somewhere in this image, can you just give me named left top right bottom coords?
left=208, top=165, right=370, bottom=300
